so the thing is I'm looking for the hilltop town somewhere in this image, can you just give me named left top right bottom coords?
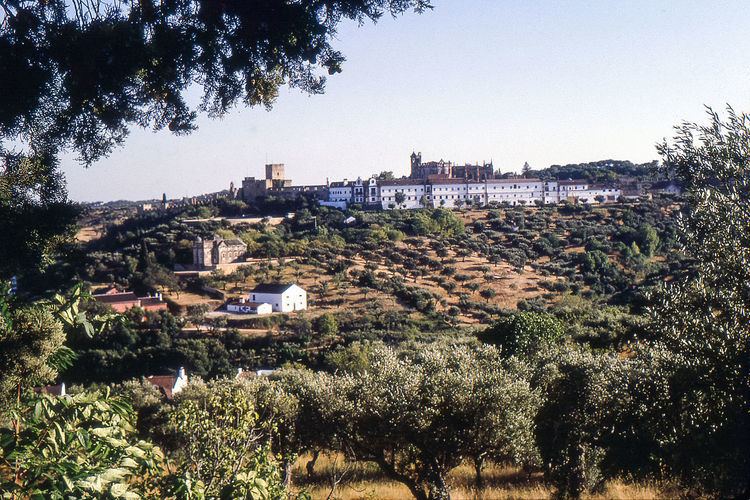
left=3, top=1, right=746, bottom=498
left=135, top=154, right=680, bottom=216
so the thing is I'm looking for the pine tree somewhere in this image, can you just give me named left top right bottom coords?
left=522, top=162, right=531, bottom=177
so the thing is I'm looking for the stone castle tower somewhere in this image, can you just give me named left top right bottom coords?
left=265, top=163, right=285, bottom=181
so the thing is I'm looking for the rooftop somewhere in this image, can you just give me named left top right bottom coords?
left=92, top=292, right=138, bottom=303
left=218, top=238, right=247, bottom=247
left=249, top=283, right=297, bottom=294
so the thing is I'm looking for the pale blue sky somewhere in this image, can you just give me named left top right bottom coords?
left=62, top=0, right=750, bottom=201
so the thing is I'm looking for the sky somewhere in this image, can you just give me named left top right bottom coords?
left=61, top=0, right=750, bottom=202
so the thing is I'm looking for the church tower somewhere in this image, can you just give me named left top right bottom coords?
left=192, top=237, right=214, bottom=269
left=410, top=151, right=422, bottom=178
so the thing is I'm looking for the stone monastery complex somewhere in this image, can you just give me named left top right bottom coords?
left=238, top=153, right=630, bottom=210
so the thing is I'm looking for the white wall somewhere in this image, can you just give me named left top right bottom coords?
left=355, top=179, right=621, bottom=210
left=227, top=302, right=273, bottom=315
left=250, top=285, right=307, bottom=312
left=379, top=184, right=427, bottom=209
left=319, top=200, right=348, bottom=209
left=173, top=368, right=188, bottom=395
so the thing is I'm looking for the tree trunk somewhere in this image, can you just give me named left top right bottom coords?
left=426, top=469, right=450, bottom=500
left=374, top=456, right=429, bottom=500
left=306, top=449, right=320, bottom=478
left=474, top=458, right=484, bottom=491
left=282, top=458, right=292, bottom=488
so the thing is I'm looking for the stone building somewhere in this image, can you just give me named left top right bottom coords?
left=193, top=236, right=247, bottom=269
left=92, top=288, right=168, bottom=312
left=409, top=152, right=494, bottom=181
left=242, top=163, right=293, bottom=202
left=241, top=163, right=327, bottom=203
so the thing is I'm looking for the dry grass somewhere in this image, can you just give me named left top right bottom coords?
left=291, top=453, right=677, bottom=500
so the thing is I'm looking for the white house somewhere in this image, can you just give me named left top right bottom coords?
left=650, top=180, right=682, bottom=196
left=146, top=367, right=188, bottom=399
left=248, top=283, right=307, bottom=313
left=227, top=298, right=272, bottom=315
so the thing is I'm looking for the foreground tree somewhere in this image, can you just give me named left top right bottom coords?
left=534, top=108, right=750, bottom=498
left=295, top=344, right=540, bottom=500
left=0, top=297, right=65, bottom=407
left=164, top=380, right=288, bottom=499
left=644, top=107, right=750, bottom=496
left=0, top=391, right=164, bottom=498
left=0, top=151, right=78, bottom=283
left=1, top=0, right=430, bottom=165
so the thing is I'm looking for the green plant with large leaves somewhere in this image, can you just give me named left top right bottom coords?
left=49, top=283, right=122, bottom=341
left=0, top=390, right=164, bottom=498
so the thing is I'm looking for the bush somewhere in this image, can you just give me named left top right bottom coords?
left=478, top=311, right=565, bottom=358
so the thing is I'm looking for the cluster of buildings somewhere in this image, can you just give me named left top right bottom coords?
left=137, top=153, right=681, bottom=216
left=241, top=163, right=328, bottom=204
left=92, top=288, right=168, bottom=313
left=236, top=154, right=665, bottom=211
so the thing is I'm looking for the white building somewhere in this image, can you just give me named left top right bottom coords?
left=380, top=178, right=549, bottom=209
left=554, top=180, right=621, bottom=203
left=248, top=283, right=307, bottom=313
left=324, top=177, right=379, bottom=208
left=353, top=176, right=379, bottom=205
left=227, top=298, right=273, bottom=315
left=379, top=180, right=429, bottom=209
left=146, top=367, right=188, bottom=399
left=236, top=367, right=278, bottom=380
left=321, top=175, right=621, bottom=211
left=328, top=180, right=353, bottom=204
left=650, top=180, right=682, bottom=196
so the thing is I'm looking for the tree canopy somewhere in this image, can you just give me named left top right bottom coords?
left=0, top=0, right=430, bottom=164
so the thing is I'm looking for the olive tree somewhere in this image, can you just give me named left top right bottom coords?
left=295, top=344, right=540, bottom=500
left=240, top=376, right=301, bottom=487
left=643, top=107, right=750, bottom=496
left=477, top=311, right=565, bottom=358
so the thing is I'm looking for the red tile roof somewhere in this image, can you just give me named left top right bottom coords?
left=93, top=292, right=138, bottom=303
left=146, top=375, right=177, bottom=399
left=35, top=383, right=66, bottom=396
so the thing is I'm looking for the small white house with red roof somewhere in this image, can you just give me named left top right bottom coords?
left=146, top=367, right=188, bottom=399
